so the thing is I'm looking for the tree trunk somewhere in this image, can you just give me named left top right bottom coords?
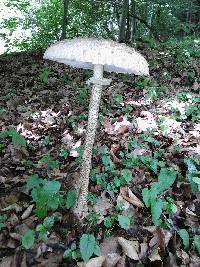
left=145, top=4, right=156, bottom=37
left=118, top=0, right=129, bottom=43
left=130, top=0, right=136, bottom=43
left=61, top=0, right=69, bottom=40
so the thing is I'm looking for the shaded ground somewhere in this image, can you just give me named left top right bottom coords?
left=0, top=40, right=200, bottom=266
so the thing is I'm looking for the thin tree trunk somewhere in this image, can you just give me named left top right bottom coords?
left=126, top=4, right=131, bottom=42
left=118, top=0, right=129, bottom=43
left=130, top=0, right=136, bottom=43
left=61, top=0, right=69, bottom=40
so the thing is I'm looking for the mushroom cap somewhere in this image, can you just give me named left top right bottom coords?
left=44, top=38, right=149, bottom=76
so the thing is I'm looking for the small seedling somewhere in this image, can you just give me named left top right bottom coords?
left=22, top=230, right=35, bottom=249
left=0, top=128, right=26, bottom=147
left=0, top=215, right=7, bottom=231
left=36, top=216, right=55, bottom=240
left=38, top=154, right=60, bottom=169
left=26, top=174, right=61, bottom=218
left=39, top=67, right=52, bottom=84
left=59, top=147, right=69, bottom=158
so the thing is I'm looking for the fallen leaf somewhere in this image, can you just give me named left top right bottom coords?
left=94, top=192, right=113, bottom=222
left=149, top=248, right=162, bottom=262
left=100, top=237, right=119, bottom=256
left=117, top=237, right=139, bottom=260
left=21, top=204, right=34, bottom=220
left=103, top=253, right=121, bottom=267
left=120, top=187, right=144, bottom=208
left=85, top=256, right=105, bottom=267
left=1, top=203, right=22, bottom=213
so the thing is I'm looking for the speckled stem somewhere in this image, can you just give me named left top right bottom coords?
left=74, top=64, right=104, bottom=219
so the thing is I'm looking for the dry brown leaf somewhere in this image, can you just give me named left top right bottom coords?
left=85, top=256, right=105, bottom=267
left=110, top=143, right=120, bottom=164
left=120, top=187, right=144, bottom=208
left=1, top=203, right=22, bottom=213
left=103, top=253, right=121, bottom=267
left=117, top=237, right=139, bottom=260
left=0, top=256, right=13, bottom=267
left=139, top=243, right=148, bottom=260
left=149, top=248, right=162, bottom=262
left=93, top=192, right=113, bottom=220
left=100, top=237, right=119, bottom=256
left=176, top=249, right=190, bottom=265
left=104, top=116, right=133, bottom=135
left=21, top=204, right=34, bottom=220
left=116, top=255, right=126, bottom=267
left=116, top=195, right=130, bottom=211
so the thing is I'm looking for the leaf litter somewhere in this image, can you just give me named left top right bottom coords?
left=0, top=42, right=200, bottom=266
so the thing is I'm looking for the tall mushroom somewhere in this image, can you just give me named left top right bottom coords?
left=44, top=38, right=149, bottom=219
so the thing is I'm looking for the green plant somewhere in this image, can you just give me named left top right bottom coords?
left=22, top=230, right=35, bottom=250
left=63, top=243, right=81, bottom=260
left=142, top=168, right=177, bottom=225
left=87, top=192, right=99, bottom=205
left=39, top=67, right=52, bottom=84
left=36, top=216, right=55, bottom=240
left=0, top=144, right=6, bottom=151
left=65, top=190, right=77, bottom=209
left=86, top=212, right=100, bottom=226
left=118, top=215, right=131, bottom=230
left=122, top=105, right=133, bottom=117
left=0, top=215, right=7, bottom=231
left=0, top=128, right=26, bottom=147
left=193, top=235, right=200, bottom=255
left=104, top=215, right=116, bottom=229
left=135, top=78, right=149, bottom=89
left=140, top=134, right=161, bottom=147
left=178, top=229, right=190, bottom=250
left=43, top=135, right=51, bottom=145
left=185, top=103, right=200, bottom=122
left=184, top=156, right=200, bottom=192
left=79, top=234, right=100, bottom=262
left=26, top=174, right=61, bottom=218
left=114, top=94, right=123, bottom=105
left=74, top=87, right=88, bottom=104
left=127, top=136, right=145, bottom=150
left=38, top=154, right=60, bottom=169
left=59, top=147, right=69, bottom=158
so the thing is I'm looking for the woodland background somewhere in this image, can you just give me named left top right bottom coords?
left=0, top=1, right=200, bottom=267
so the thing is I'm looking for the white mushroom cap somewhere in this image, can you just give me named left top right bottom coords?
left=44, top=38, right=149, bottom=76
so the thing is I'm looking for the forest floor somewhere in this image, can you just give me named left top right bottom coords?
left=0, top=39, right=200, bottom=267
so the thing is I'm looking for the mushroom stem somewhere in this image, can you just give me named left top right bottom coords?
left=74, top=64, right=104, bottom=219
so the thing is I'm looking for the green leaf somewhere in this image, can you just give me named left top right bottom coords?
left=157, top=168, right=177, bottom=193
left=118, top=215, right=130, bottom=230
left=27, top=174, right=41, bottom=189
left=192, top=177, right=200, bottom=185
left=151, top=199, right=163, bottom=226
left=194, top=235, right=200, bottom=255
left=9, top=128, right=26, bottom=147
left=66, top=190, right=77, bottom=209
left=0, top=130, right=9, bottom=139
left=142, top=188, right=151, bottom=208
left=35, top=192, right=48, bottom=218
left=43, top=180, right=61, bottom=194
left=22, top=230, right=35, bottom=249
left=94, top=244, right=101, bottom=256
left=121, top=169, right=132, bottom=183
left=79, top=234, right=96, bottom=262
left=178, top=229, right=190, bottom=250
left=43, top=216, right=55, bottom=229
left=104, top=216, right=115, bottom=228
left=47, top=195, right=60, bottom=210
left=43, top=135, right=50, bottom=145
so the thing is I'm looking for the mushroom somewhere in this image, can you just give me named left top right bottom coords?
left=44, top=38, right=149, bottom=219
